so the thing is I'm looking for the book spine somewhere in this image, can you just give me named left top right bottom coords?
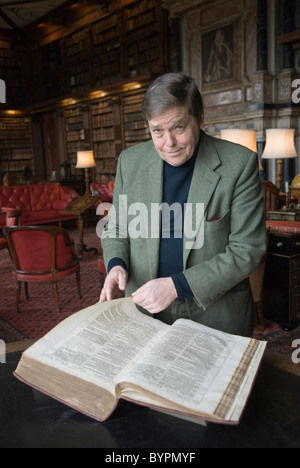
left=266, top=221, right=300, bottom=233
left=267, top=225, right=300, bottom=233
left=269, top=213, right=300, bottom=222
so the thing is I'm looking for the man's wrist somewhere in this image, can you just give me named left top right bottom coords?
left=171, top=273, right=193, bottom=300
left=107, top=257, right=127, bottom=273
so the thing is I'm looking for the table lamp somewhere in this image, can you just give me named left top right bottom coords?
left=261, top=129, right=298, bottom=191
left=76, top=150, right=96, bottom=194
left=220, top=129, right=263, bottom=170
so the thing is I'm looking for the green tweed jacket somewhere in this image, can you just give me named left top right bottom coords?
left=101, top=130, right=266, bottom=336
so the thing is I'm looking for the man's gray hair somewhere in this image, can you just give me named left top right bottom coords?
left=142, top=73, right=204, bottom=125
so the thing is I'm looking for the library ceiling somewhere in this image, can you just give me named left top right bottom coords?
left=0, top=1, right=136, bottom=33
left=0, top=0, right=78, bottom=30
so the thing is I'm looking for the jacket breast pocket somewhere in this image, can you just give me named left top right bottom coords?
left=205, top=209, right=230, bottom=233
left=200, top=209, right=231, bottom=257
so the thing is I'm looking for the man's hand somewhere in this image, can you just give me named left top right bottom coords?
left=99, top=266, right=128, bottom=303
left=131, top=277, right=177, bottom=314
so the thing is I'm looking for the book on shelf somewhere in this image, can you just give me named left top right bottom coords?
left=93, top=128, right=115, bottom=141
left=14, top=298, right=266, bottom=425
left=94, top=143, right=116, bottom=159
left=268, top=210, right=300, bottom=222
left=66, top=121, right=83, bottom=132
left=103, top=159, right=117, bottom=173
left=266, top=220, right=300, bottom=234
left=92, top=114, right=114, bottom=128
left=12, top=149, right=32, bottom=159
left=125, top=128, right=149, bottom=141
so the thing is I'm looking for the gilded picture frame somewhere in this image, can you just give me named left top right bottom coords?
left=201, top=23, right=237, bottom=88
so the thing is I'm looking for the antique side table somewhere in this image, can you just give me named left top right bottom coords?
left=60, top=194, right=99, bottom=255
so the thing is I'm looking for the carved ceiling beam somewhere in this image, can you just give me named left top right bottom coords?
left=161, top=0, right=206, bottom=17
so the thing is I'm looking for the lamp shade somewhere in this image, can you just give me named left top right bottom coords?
left=262, top=129, right=298, bottom=159
left=76, top=151, right=96, bottom=168
left=220, top=129, right=258, bottom=153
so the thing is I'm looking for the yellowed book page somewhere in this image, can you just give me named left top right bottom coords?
left=119, top=319, right=266, bottom=423
left=15, top=298, right=168, bottom=420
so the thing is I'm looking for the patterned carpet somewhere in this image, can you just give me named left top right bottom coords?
left=0, top=223, right=102, bottom=342
left=253, top=321, right=300, bottom=356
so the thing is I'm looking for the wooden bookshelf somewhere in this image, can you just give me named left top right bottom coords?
left=41, top=41, right=66, bottom=100
left=35, top=0, right=169, bottom=98
left=91, top=11, right=123, bottom=86
left=0, top=1, right=170, bottom=183
left=126, top=33, right=167, bottom=78
left=0, top=46, right=24, bottom=107
left=0, top=0, right=170, bottom=108
left=63, top=28, right=92, bottom=94
left=91, top=98, right=122, bottom=182
left=124, top=0, right=169, bottom=79
left=124, top=0, right=165, bottom=34
left=0, top=114, right=34, bottom=184
left=63, top=106, right=91, bottom=176
left=122, top=90, right=150, bottom=149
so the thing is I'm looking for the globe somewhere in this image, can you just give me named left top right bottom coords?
left=291, top=173, right=300, bottom=204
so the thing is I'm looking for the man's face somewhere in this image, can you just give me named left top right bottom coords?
left=148, top=106, right=201, bottom=167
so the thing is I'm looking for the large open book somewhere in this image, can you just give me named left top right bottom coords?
left=14, top=298, right=266, bottom=425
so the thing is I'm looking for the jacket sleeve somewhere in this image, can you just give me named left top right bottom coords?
left=183, top=151, right=266, bottom=310
left=100, top=151, right=131, bottom=272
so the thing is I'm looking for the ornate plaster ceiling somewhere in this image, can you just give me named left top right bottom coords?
left=0, top=0, right=72, bottom=30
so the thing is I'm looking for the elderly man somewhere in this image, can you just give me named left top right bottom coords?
left=99, top=73, right=265, bottom=337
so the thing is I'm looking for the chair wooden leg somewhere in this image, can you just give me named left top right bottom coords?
left=24, top=282, right=29, bottom=299
left=15, top=281, right=21, bottom=313
left=52, top=282, right=60, bottom=313
left=76, top=271, right=81, bottom=299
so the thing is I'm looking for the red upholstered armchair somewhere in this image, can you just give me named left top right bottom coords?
left=0, top=208, right=22, bottom=251
left=0, top=237, right=6, bottom=251
left=3, top=225, right=81, bottom=313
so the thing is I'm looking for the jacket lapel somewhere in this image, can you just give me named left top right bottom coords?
left=141, top=132, right=222, bottom=275
left=141, top=147, right=164, bottom=278
left=183, top=131, right=221, bottom=267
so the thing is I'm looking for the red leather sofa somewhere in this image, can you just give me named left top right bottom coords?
left=0, top=183, right=79, bottom=228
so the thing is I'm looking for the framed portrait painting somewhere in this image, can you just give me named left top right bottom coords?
left=202, top=24, right=237, bottom=87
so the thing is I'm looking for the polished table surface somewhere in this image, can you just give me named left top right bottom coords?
left=1, top=352, right=300, bottom=449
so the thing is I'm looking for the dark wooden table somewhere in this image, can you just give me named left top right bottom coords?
left=60, top=194, right=99, bottom=255
left=1, top=352, right=300, bottom=448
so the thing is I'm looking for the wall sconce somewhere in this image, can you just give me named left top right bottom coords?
left=262, top=129, right=298, bottom=191
left=76, top=150, right=96, bottom=194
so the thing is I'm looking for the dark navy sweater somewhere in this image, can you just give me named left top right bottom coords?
left=107, top=149, right=198, bottom=300
left=158, top=152, right=195, bottom=300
